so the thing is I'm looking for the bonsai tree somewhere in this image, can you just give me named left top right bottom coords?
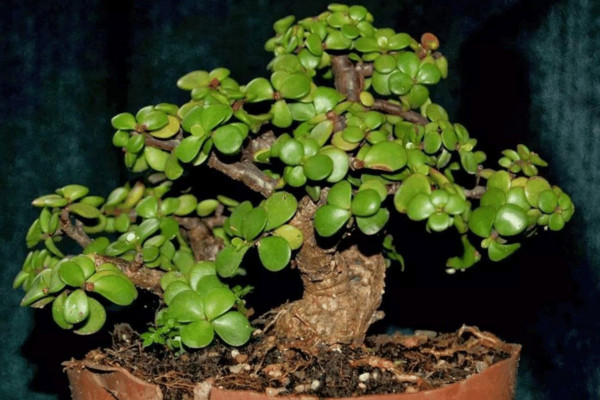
left=14, top=3, right=574, bottom=354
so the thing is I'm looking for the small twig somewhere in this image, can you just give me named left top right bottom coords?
left=143, top=135, right=180, bottom=152
left=332, top=55, right=363, bottom=102
left=59, top=208, right=91, bottom=248
left=463, top=185, right=487, bottom=199
left=207, top=153, right=278, bottom=198
left=174, top=216, right=225, bottom=261
left=371, top=99, right=429, bottom=126
left=92, top=254, right=164, bottom=297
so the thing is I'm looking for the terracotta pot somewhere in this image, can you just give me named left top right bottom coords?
left=65, top=342, right=521, bottom=400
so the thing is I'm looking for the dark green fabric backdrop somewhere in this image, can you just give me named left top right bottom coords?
left=2, top=1, right=598, bottom=399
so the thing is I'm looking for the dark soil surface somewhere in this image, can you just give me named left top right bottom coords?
left=91, top=323, right=512, bottom=399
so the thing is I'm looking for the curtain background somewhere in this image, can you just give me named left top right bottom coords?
left=1, top=1, right=598, bottom=399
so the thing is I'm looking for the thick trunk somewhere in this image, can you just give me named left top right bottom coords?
left=273, top=196, right=387, bottom=348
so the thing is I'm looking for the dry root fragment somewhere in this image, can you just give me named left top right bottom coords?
left=349, top=356, right=428, bottom=387
left=458, top=325, right=501, bottom=347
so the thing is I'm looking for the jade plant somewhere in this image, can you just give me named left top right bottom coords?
left=15, top=4, right=573, bottom=353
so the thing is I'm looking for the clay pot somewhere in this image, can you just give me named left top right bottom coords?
left=65, top=342, right=521, bottom=400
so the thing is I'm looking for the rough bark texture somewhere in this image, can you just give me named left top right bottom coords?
left=273, top=196, right=387, bottom=348
left=175, top=216, right=225, bottom=262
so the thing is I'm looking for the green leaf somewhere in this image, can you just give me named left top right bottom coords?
left=273, top=224, right=304, bottom=250
left=279, top=74, right=312, bottom=100
left=459, top=150, right=478, bottom=174
left=494, top=204, right=528, bottom=236
left=91, top=274, right=137, bottom=306
left=201, top=104, right=233, bottom=132
left=228, top=201, right=253, bottom=235
left=175, top=194, right=198, bottom=216
left=354, top=37, right=380, bottom=53
left=480, top=188, right=507, bottom=209
left=279, top=138, right=305, bottom=165
left=257, top=236, right=291, bottom=272
left=406, top=193, right=435, bottom=221
left=310, top=120, right=334, bottom=146
left=423, top=130, right=442, bottom=154
left=215, top=245, right=250, bottom=278
left=20, top=269, right=51, bottom=306
left=427, top=212, right=453, bottom=232
left=313, top=87, right=345, bottom=114
left=244, top=77, right=274, bottom=102
left=388, top=71, right=414, bottom=95
left=177, top=70, right=209, bottom=90
left=394, top=174, right=431, bottom=213
left=188, top=261, right=216, bottom=291
left=105, top=187, right=128, bottom=207
left=356, top=208, right=389, bottom=235
left=83, top=237, right=110, bottom=255
left=271, top=100, right=293, bottom=128
left=263, top=192, right=298, bottom=231
left=74, top=297, right=106, bottom=335
left=241, top=207, right=268, bottom=241
left=111, top=113, right=136, bottom=130
left=371, top=71, right=391, bottom=95
left=59, top=185, right=89, bottom=201
left=407, top=84, right=429, bottom=108
left=164, top=282, right=192, bottom=305
left=417, top=63, right=442, bottom=85
left=303, top=154, right=333, bottom=181
left=212, top=311, right=253, bottom=346
left=468, top=206, right=496, bottom=238
left=488, top=241, right=521, bottom=262
left=363, top=142, right=407, bottom=172
left=273, top=14, right=295, bottom=34
left=374, top=54, right=397, bottom=74
left=487, top=171, right=511, bottom=193
left=506, top=187, right=530, bottom=211
left=387, top=33, right=412, bottom=50
left=213, top=124, right=244, bottom=155
left=524, top=177, right=552, bottom=207
left=289, top=102, right=317, bottom=121
left=321, top=147, right=350, bottom=183
left=195, top=275, right=226, bottom=294
left=196, top=199, right=219, bottom=217
left=52, top=291, right=73, bottom=329
left=176, top=136, right=204, bottom=164
left=144, top=147, right=169, bottom=171
left=548, top=213, right=565, bottom=231
left=58, top=261, right=86, bottom=287
left=327, top=180, right=352, bottom=209
left=150, top=115, right=180, bottom=139
left=113, top=130, right=129, bottom=147
left=314, top=205, right=351, bottom=237
left=180, top=320, right=214, bottom=348
left=63, top=289, right=89, bottom=324
left=32, top=194, right=68, bottom=208
left=136, top=196, right=158, bottom=219
left=165, top=153, right=183, bottom=181
left=25, top=219, right=43, bottom=248
left=70, top=203, right=101, bottom=219
left=203, top=287, right=236, bottom=320
left=138, top=110, right=168, bottom=131
left=169, top=290, right=205, bottom=322
left=136, top=218, right=160, bottom=241
left=324, top=30, right=353, bottom=50
left=351, top=189, right=381, bottom=217
left=446, top=235, right=481, bottom=270
left=396, top=52, right=420, bottom=77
